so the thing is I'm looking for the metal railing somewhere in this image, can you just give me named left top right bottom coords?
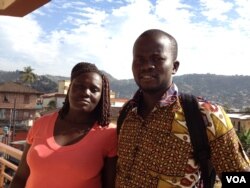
left=0, top=142, right=224, bottom=188
left=0, top=143, right=22, bottom=188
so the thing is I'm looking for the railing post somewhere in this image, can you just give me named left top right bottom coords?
left=0, top=158, right=6, bottom=188
left=0, top=142, right=23, bottom=187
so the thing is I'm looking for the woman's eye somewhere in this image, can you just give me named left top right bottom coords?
left=91, top=87, right=100, bottom=93
left=74, top=84, right=83, bottom=90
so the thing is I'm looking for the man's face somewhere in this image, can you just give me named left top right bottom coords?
left=132, top=35, right=178, bottom=93
left=68, top=72, right=102, bottom=113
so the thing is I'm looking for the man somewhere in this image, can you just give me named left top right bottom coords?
left=116, top=29, right=250, bottom=187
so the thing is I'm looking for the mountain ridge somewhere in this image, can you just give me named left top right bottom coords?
left=1, top=70, right=250, bottom=110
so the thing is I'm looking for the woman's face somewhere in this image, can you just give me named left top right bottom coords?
left=68, top=72, right=102, bottom=113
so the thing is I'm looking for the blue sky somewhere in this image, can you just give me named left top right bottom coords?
left=0, top=0, right=250, bottom=79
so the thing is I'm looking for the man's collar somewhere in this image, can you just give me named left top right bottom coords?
left=158, top=83, right=178, bottom=107
left=131, top=83, right=179, bottom=111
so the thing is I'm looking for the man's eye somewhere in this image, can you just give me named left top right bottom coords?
left=152, top=56, right=164, bottom=61
left=133, top=56, right=144, bottom=64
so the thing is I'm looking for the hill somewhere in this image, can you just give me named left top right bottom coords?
left=0, top=70, right=58, bottom=93
left=1, top=70, right=250, bottom=109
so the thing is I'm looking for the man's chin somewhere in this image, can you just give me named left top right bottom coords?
left=139, top=86, right=159, bottom=93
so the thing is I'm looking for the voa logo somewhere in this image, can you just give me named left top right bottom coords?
left=226, top=176, right=246, bottom=183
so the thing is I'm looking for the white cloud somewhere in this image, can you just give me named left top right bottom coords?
left=200, top=0, right=234, bottom=21
left=0, top=0, right=250, bottom=79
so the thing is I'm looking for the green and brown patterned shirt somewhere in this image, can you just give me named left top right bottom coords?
left=116, top=84, right=250, bottom=188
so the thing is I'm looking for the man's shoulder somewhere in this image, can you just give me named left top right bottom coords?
left=178, top=93, right=222, bottom=114
left=195, top=96, right=235, bottom=139
left=196, top=96, right=221, bottom=113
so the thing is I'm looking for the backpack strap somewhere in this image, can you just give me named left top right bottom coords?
left=180, top=93, right=216, bottom=188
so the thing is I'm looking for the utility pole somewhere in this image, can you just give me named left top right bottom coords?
left=11, top=98, right=16, bottom=142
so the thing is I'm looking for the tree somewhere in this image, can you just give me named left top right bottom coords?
left=47, top=100, right=56, bottom=110
left=243, top=107, right=250, bottom=113
left=20, top=66, right=37, bottom=85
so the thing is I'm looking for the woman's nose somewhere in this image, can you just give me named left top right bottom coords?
left=82, top=89, right=91, bottom=96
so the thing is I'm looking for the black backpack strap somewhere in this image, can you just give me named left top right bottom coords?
left=180, top=93, right=216, bottom=188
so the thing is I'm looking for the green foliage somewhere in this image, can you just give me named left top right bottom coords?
left=237, top=129, right=250, bottom=152
left=244, top=107, right=250, bottom=113
left=47, top=100, right=56, bottom=110
left=238, top=129, right=250, bottom=144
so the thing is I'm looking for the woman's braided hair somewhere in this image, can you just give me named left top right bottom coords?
left=58, top=62, right=110, bottom=126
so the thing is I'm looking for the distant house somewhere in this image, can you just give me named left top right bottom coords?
left=41, top=80, right=69, bottom=111
left=58, top=80, right=70, bottom=94
left=0, top=82, right=43, bottom=128
left=111, top=98, right=128, bottom=108
left=228, top=113, right=250, bottom=133
left=110, top=98, right=128, bottom=122
left=41, top=92, right=66, bottom=110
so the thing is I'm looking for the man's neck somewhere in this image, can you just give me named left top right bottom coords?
left=138, top=90, right=165, bottom=119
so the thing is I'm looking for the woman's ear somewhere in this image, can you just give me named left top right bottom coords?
left=172, top=60, right=180, bottom=75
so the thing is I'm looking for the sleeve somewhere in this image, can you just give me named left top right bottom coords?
left=26, top=121, right=36, bottom=144
left=200, top=101, right=250, bottom=174
left=26, top=117, right=42, bottom=144
left=105, top=123, right=118, bottom=158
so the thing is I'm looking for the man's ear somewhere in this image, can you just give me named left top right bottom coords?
left=172, top=60, right=180, bottom=75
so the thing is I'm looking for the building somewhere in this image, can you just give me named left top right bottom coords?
left=41, top=92, right=66, bottom=111
left=0, top=82, right=43, bottom=126
left=0, top=82, right=43, bottom=142
left=41, top=80, right=69, bottom=111
left=228, top=113, right=250, bottom=133
left=58, top=80, right=70, bottom=95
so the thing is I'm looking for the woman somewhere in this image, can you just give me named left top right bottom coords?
left=10, top=62, right=117, bottom=188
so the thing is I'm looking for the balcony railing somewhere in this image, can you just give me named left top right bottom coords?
left=0, top=142, right=224, bottom=188
left=0, top=142, right=22, bottom=188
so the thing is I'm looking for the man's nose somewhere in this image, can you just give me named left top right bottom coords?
left=141, top=60, right=155, bottom=70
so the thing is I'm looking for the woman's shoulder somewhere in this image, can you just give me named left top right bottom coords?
left=36, top=111, right=58, bottom=123
left=95, top=122, right=117, bottom=135
left=32, top=111, right=58, bottom=130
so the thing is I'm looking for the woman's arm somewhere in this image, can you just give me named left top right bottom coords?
left=9, top=143, right=31, bottom=188
left=102, top=156, right=117, bottom=188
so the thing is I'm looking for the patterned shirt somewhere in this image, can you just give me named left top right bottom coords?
left=116, top=84, right=250, bottom=188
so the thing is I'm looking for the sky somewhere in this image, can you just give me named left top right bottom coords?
left=0, top=0, right=250, bottom=80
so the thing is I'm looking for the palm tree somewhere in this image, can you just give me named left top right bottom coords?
left=20, top=66, right=37, bottom=85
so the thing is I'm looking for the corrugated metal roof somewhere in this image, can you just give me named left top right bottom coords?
left=228, top=113, right=250, bottom=120
left=0, top=82, right=42, bottom=94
